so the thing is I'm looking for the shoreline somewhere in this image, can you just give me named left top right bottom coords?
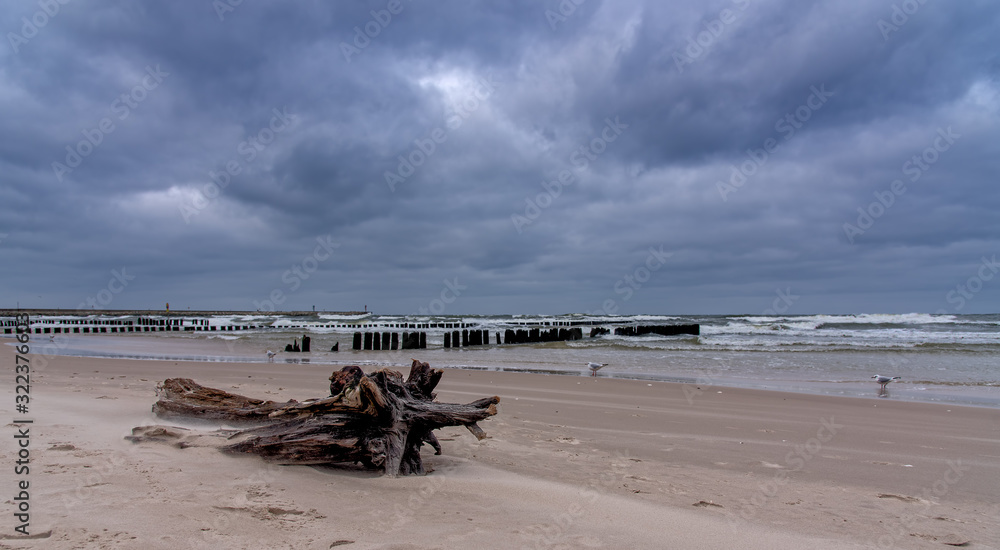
left=6, top=354, right=998, bottom=548
left=13, top=331, right=1000, bottom=410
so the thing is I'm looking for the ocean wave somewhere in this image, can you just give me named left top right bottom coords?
left=735, top=313, right=959, bottom=327
left=317, top=313, right=374, bottom=321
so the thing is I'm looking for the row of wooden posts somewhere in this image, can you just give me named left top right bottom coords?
left=0, top=325, right=253, bottom=335
left=613, top=324, right=701, bottom=336
left=352, top=332, right=426, bottom=351
left=300, top=324, right=701, bottom=353
left=500, top=327, right=584, bottom=344
left=350, top=326, right=586, bottom=351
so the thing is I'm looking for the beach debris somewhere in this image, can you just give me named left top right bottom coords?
left=877, top=493, right=921, bottom=503
left=137, top=359, right=499, bottom=476
left=912, top=533, right=970, bottom=546
left=692, top=500, right=723, bottom=508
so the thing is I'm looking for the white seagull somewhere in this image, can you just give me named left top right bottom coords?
left=266, top=349, right=277, bottom=362
left=871, top=374, right=901, bottom=390
left=587, top=362, right=608, bottom=377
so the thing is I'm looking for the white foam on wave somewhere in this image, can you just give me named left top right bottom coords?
left=317, top=313, right=371, bottom=321
left=737, top=313, right=958, bottom=326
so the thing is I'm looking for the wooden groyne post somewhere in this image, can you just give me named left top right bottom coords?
left=352, top=331, right=424, bottom=351
left=613, top=324, right=700, bottom=337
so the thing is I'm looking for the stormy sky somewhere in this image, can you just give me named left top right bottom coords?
left=2, top=0, right=998, bottom=315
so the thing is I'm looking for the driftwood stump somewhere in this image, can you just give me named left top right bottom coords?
left=137, top=360, right=499, bottom=476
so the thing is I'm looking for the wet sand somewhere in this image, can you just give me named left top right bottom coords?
left=3, top=354, right=999, bottom=549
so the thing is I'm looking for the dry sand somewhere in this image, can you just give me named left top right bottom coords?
left=2, top=354, right=999, bottom=549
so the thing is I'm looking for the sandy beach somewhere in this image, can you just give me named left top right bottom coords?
left=4, top=354, right=999, bottom=549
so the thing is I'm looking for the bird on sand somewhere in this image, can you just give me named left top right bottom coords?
left=587, top=362, right=608, bottom=376
left=266, top=349, right=277, bottom=362
left=871, top=374, right=901, bottom=390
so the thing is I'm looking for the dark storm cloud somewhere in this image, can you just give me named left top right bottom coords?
left=1, top=0, right=998, bottom=314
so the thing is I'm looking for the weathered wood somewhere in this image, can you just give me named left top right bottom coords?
left=614, top=324, right=700, bottom=337
left=139, top=360, right=498, bottom=476
left=151, top=377, right=299, bottom=422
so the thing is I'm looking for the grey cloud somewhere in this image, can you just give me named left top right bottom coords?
left=1, top=0, right=998, bottom=313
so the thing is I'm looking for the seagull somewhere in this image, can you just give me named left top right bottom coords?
left=266, top=349, right=277, bottom=362
left=871, top=374, right=901, bottom=390
left=587, top=362, right=608, bottom=377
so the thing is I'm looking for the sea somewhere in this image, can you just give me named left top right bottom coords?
left=14, top=312, right=1000, bottom=409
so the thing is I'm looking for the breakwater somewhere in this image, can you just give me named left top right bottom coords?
left=353, top=326, right=592, bottom=350
left=614, top=324, right=700, bottom=337
left=1, top=316, right=268, bottom=335
left=1, top=311, right=701, bottom=349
